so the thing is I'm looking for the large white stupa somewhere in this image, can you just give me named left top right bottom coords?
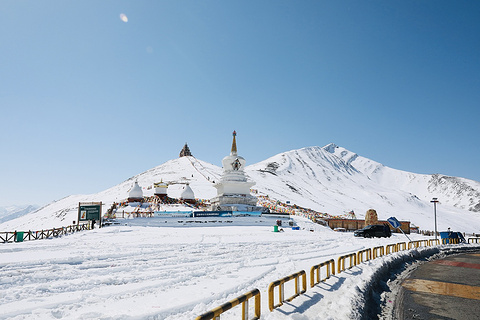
left=210, top=131, right=258, bottom=211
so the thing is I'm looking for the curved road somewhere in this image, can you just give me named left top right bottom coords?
left=394, top=251, right=480, bottom=319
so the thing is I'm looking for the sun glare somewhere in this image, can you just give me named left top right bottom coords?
left=119, top=13, right=128, bottom=23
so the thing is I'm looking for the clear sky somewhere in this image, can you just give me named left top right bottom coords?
left=1, top=1, right=479, bottom=207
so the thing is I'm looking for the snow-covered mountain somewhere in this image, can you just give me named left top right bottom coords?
left=1, top=144, right=480, bottom=232
left=0, top=205, right=39, bottom=224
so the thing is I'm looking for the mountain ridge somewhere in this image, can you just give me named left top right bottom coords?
left=1, top=143, right=479, bottom=232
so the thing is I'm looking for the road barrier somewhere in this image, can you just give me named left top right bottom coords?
left=196, top=235, right=478, bottom=319
left=310, top=259, right=335, bottom=287
left=357, top=248, right=372, bottom=263
left=397, top=242, right=407, bottom=251
left=337, top=253, right=357, bottom=273
left=408, top=240, right=430, bottom=249
left=442, top=238, right=460, bottom=244
left=373, top=245, right=385, bottom=259
left=0, top=223, right=91, bottom=244
left=268, top=270, right=307, bottom=311
left=385, top=243, right=398, bottom=254
left=195, top=289, right=261, bottom=320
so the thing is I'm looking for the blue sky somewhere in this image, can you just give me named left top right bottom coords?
left=1, top=1, right=479, bottom=206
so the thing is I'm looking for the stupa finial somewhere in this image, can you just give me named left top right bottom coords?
left=231, top=130, right=237, bottom=155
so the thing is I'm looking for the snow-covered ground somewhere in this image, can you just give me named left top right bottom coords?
left=2, top=215, right=478, bottom=320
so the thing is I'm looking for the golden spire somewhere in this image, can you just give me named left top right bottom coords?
left=231, top=130, right=237, bottom=155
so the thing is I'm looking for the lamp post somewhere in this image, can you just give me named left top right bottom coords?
left=431, top=198, right=439, bottom=240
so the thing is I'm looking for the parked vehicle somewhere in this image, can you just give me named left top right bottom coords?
left=354, top=224, right=391, bottom=238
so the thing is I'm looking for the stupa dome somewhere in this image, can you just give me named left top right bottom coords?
left=180, top=184, right=195, bottom=200
left=128, top=181, right=143, bottom=200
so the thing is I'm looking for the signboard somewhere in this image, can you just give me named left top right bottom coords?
left=388, top=216, right=411, bottom=241
left=78, top=202, right=102, bottom=221
left=387, top=216, right=401, bottom=229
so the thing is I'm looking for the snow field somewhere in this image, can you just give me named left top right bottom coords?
left=3, top=215, right=474, bottom=320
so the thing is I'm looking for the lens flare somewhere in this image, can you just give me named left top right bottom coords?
left=120, top=13, right=128, bottom=23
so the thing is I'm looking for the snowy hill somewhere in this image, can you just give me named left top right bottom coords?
left=1, top=144, right=480, bottom=233
left=0, top=205, right=39, bottom=224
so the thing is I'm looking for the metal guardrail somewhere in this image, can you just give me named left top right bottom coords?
left=310, top=259, right=335, bottom=288
left=468, top=238, right=480, bottom=244
left=337, top=253, right=357, bottom=273
left=397, top=242, right=407, bottom=251
left=442, top=238, right=460, bottom=244
left=357, top=248, right=372, bottom=263
left=385, top=243, right=398, bottom=254
left=372, top=245, right=384, bottom=259
left=195, top=289, right=261, bottom=320
left=268, top=270, right=307, bottom=311
left=428, top=239, right=440, bottom=246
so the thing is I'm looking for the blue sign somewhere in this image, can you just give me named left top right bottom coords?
left=387, top=217, right=401, bottom=229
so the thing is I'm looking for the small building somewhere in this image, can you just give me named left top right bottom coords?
left=128, top=181, right=144, bottom=203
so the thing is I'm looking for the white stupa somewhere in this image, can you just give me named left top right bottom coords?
left=180, top=183, right=196, bottom=204
left=154, top=180, right=168, bottom=199
left=210, top=131, right=258, bottom=211
left=128, top=181, right=143, bottom=203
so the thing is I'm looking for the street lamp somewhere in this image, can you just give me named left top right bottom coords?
left=431, top=197, right=439, bottom=240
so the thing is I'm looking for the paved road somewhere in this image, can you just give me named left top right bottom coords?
left=394, top=251, right=480, bottom=320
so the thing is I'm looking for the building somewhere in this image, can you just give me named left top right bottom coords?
left=210, top=131, right=258, bottom=211
left=179, top=143, right=192, bottom=157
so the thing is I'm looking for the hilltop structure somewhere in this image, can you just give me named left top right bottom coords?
left=210, top=131, right=258, bottom=211
left=179, top=143, right=192, bottom=157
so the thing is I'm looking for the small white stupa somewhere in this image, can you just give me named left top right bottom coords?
left=154, top=180, right=168, bottom=199
left=128, top=181, right=143, bottom=203
left=210, top=131, right=257, bottom=211
left=180, top=183, right=195, bottom=204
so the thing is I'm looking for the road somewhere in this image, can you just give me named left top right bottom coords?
left=394, top=251, right=480, bottom=320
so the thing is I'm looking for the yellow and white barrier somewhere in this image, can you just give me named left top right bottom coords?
left=310, top=259, right=335, bottom=288
left=195, top=288, right=261, bottom=320
left=373, top=245, right=385, bottom=259
left=268, top=270, right=307, bottom=311
left=337, top=253, right=357, bottom=273
left=357, top=248, right=372, bottom=263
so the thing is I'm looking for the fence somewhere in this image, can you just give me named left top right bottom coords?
left=337, top=252, right=357, bottom=273
left=373, top=245, right=384, bottom=259
left=267, top=270, right=307, bottom=311
left=195, top=289, right=261, bottom=320
left=195, top=237, right=480, bottom=319
left=0, top=223, right=91, bottom=244
left=310, top=259, right=335, bottom=288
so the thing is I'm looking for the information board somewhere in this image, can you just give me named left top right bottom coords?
left=78, top=202, right=102, bottom=221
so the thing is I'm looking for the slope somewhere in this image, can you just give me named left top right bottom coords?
left=1, top=145, right=480, bottom=233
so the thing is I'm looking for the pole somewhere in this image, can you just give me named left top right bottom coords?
left=431, top=198, right=439, bottom=241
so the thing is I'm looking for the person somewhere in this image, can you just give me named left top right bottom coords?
left=92, top=219, right=96, bottom=229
